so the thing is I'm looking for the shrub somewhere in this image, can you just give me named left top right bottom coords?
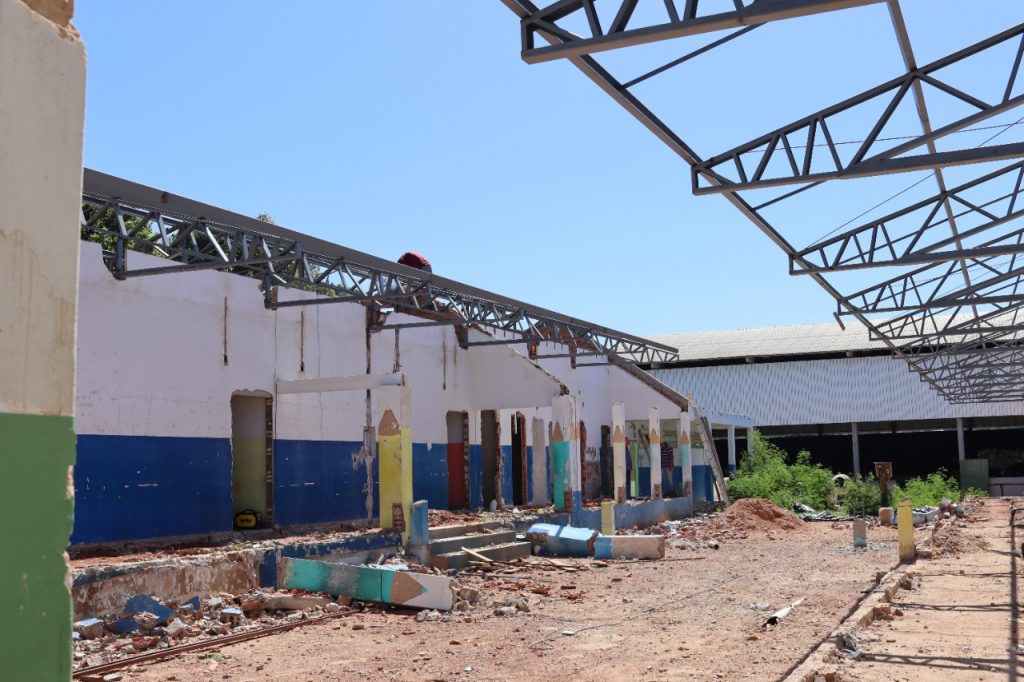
left=890, top=469, right=962, bottom=507
left=728, top=431, right=834, bottom=511
left=842, top=475, right=882, bottom=516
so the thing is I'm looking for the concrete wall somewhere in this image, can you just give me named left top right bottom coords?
left=74, top=242, right=565, bottom=542
left=0, top=0, right=86, bottom=678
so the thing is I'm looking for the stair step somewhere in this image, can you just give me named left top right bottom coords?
left=428, top=521, right=502, bottom=541
left=429, top=529, right=517, bottom=555
left=429, top=541, right=533, bottom=570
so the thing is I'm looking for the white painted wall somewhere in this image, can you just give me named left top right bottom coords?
left=76, top=242, right=563, bottom=443
left=651, top=356, right=1024, bottom=426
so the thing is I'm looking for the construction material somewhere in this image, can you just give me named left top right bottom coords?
left=279, top=557, right=454, bottom=611
left=763, top=597, right=805, bottom=628
left=408, top=500, right=430, bottom=564
left=593, top=535, right=665, bottom=560
left=72, top=607, right=356, bottom=679
left=526, top=523, right=597, bottom=557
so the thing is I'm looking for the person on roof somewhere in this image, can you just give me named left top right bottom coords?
left=398, top=251, right=431, bottom=273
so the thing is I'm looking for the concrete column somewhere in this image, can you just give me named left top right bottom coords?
left=0, top=1, right=85, bottom=679
left=649, top=407, right=662, bottom=500
left=956, top=417, right=966, bottom=461
left=378, top=385, right=413, bottom=543
left=727, top=424, right=737, bottom=472
left=746, top=427, right=755, bottom=457
left=851, top=422, right=861, bottom=476
left=679, top=409, right=692, bottom=497
left=551, top=394, right=580, bottom=513
left=612, top=402, right=626, bottom=504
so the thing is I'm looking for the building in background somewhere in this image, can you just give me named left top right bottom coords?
left=649, top=322, right=1023, bottom=489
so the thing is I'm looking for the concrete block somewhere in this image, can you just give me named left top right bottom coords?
left=593, top=535, right=665, bottom=560
left=73, top=618, right=104, bottom=640
left=111, top=619, right=139, bottom=635
left=429, top=530, right=517, bottom=555
left=526, top=523, right=597, bottom=557
left=124, top=594, right=172, bottom=625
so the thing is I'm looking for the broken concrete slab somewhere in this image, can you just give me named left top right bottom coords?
left=593, top=534, right=665, bottom=560
left=279, top=557, right=454, bottom=611
left=73, top=618, right=104, bottom=640
left=123, top=594, right=172, bottom=625
left=526, top=523, right=597, bottom=557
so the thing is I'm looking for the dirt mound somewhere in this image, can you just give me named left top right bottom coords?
left=924, top=519, right=989, bottom=558
left=719, top=498, right=805, bottom=533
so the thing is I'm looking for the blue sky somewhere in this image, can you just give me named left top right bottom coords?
left=75, top=2, right=1023, bottom=335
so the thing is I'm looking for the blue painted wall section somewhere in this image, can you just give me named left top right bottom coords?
left=273, top=439, right=377, bottom=526
left=411, top=443, right=447, bottom=511
left=692, top=464, right=713, bottom=504
left=257, top=532, right=401, bottom=588
left=73, top=435, right=233, bottom=543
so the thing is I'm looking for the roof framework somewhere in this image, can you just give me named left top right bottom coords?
left=80, top=169, right=678, bottom=365
left=502, top=0, right=1024, bottom=403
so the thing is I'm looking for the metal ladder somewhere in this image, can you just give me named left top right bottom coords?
left=692, top=405, right=730, bottom=506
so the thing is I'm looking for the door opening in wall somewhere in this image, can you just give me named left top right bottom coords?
left=531, top=417, right=547, bottom=505
left=231, top=393, right=273, bottom=528
left=511, top=412, right=527, bottom=507
left=446, top=411, right=469, bottom=509
left=600, top=425, right=613, bottom=499
left=481, top=410, right=500, bottom=509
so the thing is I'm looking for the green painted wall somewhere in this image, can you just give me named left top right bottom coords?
left=0, top=411, right=75, bottom=681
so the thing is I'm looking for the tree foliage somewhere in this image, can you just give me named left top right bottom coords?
left=727, top=431, right=835, bottom=511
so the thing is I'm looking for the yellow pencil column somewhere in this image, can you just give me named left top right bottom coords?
left=612, top=402, right=626, bottom=504
left=679, top=407, right=692, bottom=498
left=649, top=407, right=662, bottom=500
left=897, top=497, right=915, bottom=562
left=379, top=385, right=413, bottom=544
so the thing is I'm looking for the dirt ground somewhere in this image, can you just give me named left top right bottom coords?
left=822, top=497, right=1017, bottom=681
left=117, top=514, right=904, bottom=682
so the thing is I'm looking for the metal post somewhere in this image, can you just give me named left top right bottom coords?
left=956, top=417, right=966, bottom=461
left=727, top=424, right=736, bottom=472
left=852, top=422, right=861, bottom=476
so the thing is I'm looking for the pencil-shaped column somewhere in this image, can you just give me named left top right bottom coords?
left=612, top=402, right=626, bottom=504
left=680, top=408, right=692, bottom=498
left=649, top=407, right=662, bottom=500
left=551, top=394, right=580, bottom=513
left=378, top=385, right=413, bottom=543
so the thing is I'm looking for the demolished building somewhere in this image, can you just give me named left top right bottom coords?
left=72, top=170, right=706, bottom=547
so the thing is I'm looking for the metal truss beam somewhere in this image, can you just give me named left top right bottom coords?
left=839, top=247, right=1024, bottom=316
left=692, top=23, right=1024, bottom=194
left=81, top=169, right=677, bottom=365
left=792, top=161, right=1024, bottom=274
left=519, top=0, right=884, bottom=64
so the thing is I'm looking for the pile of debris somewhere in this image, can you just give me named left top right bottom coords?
left=720, top=498, right=806, bottom=532
left=918, top=518, right=989, bottom=559
left=649, top=498, right=805, bottom=547
left=73, top=589, right=348, bottom=670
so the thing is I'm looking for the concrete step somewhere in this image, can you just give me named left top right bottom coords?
left=428, top=521, right=502, bottom=541
left=429, top=529, right=517, bottom=556
left=429, top=541, right=533, bottom=570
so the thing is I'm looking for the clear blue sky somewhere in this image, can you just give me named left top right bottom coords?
left=75, top=2, right=1023, bottom=335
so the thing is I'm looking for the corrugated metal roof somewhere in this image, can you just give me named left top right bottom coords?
left=649, top=321, right=891, bottom=362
